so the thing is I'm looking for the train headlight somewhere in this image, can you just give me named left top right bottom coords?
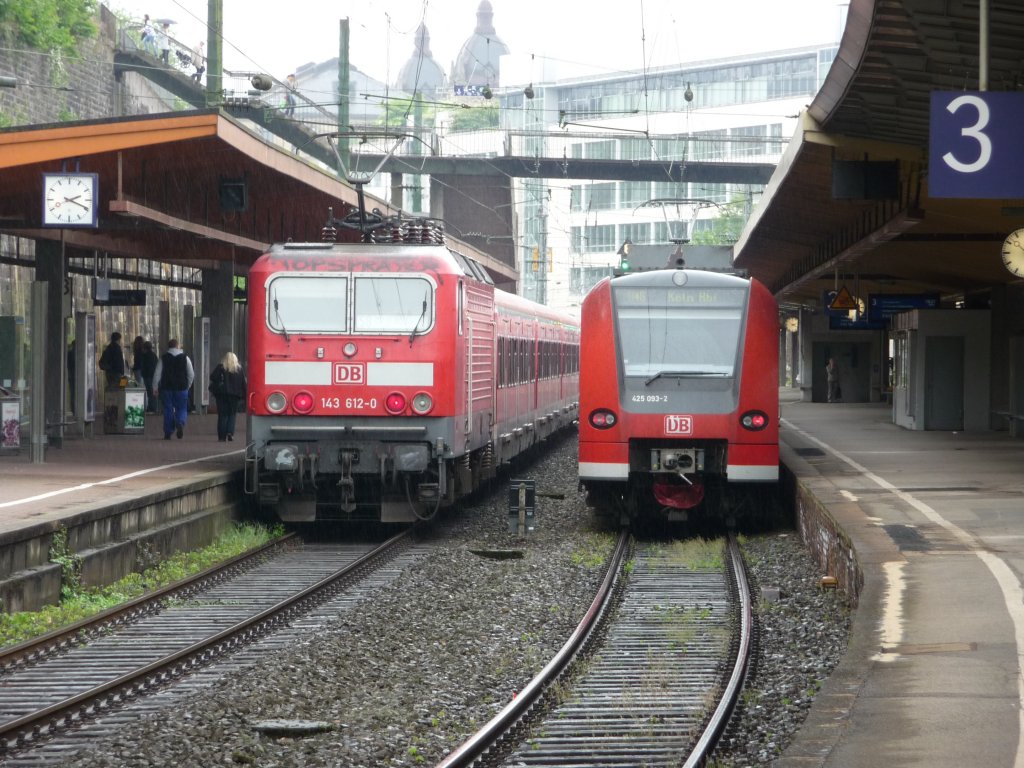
left=343, top=342, right=358, bottom=357
left=266, top=392, right=287, bottom=413
left=385, top=392, right=407, bottom=414
left=411, top=392, right=433, bottom=414
left=293, top=391, right=314, bottom=414
left=740, top=410, right=769, bottom=431
left=589, top=409, right=617, bottom=429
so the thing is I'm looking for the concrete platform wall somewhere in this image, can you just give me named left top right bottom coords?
left=0, top=471, right=244, bottom=613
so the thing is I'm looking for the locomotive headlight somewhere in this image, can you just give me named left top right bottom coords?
left=343, top=342, right=358, bottom=357
left=589, top=409, right=617, bottom=429
left=266, top=392, right=287, bottom=413
left=740, top=410, right=769, bottom=431
left=385, top=392, right=407, bottom=414
left=293, top=391, right=314, bottom=414
left=411, top=392, right=433, bottom=414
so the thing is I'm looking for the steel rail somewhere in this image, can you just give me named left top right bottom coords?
left=435, top=527, right=630, bottom=768
left=0, top=532, right=297, bottom=674
left=0, top=527, right=413, bottom=753
left=684, top=532, right=754, bottom=767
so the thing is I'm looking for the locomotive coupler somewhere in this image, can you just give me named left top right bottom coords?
left=338, top=451, right=357, bottom=513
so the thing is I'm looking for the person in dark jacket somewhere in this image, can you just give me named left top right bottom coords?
left=98, top=332, right=126, bottom=389
left=137, top=341, right=160, bottom=412
left=209, top=351, right=247, bottom=442
left=152, top=339, right=194, bottom=439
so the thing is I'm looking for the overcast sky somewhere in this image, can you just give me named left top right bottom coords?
left=109, top=0, right=848, bottom=86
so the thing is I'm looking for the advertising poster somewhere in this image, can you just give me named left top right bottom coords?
left=124, top=389, right=145, bottom=429
left=1, top=399, right=19, bottom=449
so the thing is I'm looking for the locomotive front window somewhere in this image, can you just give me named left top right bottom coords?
left=614, top=287, right=745, bottom=378
left=268, top=275, right=347, bottom=333
left=354, top=277, right=434, bottom=334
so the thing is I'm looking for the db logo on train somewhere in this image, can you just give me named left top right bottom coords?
left=334, top=363, right=365, bottom=383
left=664, top=415, right=693, bottom=435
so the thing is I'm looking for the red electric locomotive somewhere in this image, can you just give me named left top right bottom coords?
left=244, top=215, right=579, bottom=524
left=578, top=267, right=779, bottom=524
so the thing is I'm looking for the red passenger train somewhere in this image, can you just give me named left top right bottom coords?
left=244, top=216, right=579, bottom=523
left=578, top=267, right=779, bottom=524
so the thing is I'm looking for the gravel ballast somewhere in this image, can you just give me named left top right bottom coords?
left=61, top=431, right=850, bottom=767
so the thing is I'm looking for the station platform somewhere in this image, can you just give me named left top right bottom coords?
left=777, top=388, right=1024, bottom=767
left=0, top=411, right=247, bottom=536
left=3, top=394, right=1024, bottom=766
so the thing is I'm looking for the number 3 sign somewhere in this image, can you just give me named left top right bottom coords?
left=929, top=91, right=1024, bottom=198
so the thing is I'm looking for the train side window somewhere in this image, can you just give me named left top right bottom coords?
left=498, top=336, right=506, bottom=387
left=517, top=337, right=524, bottom=384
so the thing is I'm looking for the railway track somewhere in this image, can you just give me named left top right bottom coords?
left=437, top=532, right=753, bottom=768
left=0, top=527, right=426, bottom=763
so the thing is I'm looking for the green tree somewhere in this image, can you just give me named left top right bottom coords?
left=691, top=196, right=749, bottom=245
left=449, top=103, right=499, bottom=132
left=378, top=96, right=436, bottom=131
left=0, top=0, right=97, bottom=55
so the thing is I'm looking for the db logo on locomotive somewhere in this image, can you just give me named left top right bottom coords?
left=334, top=363, right=365, bottom=384
left=664, top=415, right=693, bottom=435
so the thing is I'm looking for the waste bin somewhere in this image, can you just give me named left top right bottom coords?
left=103, top=387, right=146, bottom=434
left=1, top=394, right=21, bottom=450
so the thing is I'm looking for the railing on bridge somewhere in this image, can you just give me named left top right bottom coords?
left=115, top=23, right=786, bottom=173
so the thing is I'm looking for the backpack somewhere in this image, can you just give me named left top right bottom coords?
left=210, top=366, right=227, bottom=396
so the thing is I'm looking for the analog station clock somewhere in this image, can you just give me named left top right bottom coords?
left=1002, top=228, right=1024, bottom=278
left=42, top=172, right=99, bottom=227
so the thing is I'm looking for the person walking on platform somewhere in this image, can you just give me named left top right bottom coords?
left=130, top=336, right=145, bottom=383
left=826, top=357, right=841, bottom=403
left=153, top=339, right=194, bottom=439
left=98, top=332, right=126, bottom=389
left=209, top=352, right=247, bottom=442
left=137, top=340, right=159, bottom=413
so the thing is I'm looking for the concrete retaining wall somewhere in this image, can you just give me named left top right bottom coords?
left=781, top=461, right=864, bottom=607
left=0, top=470, right=244, bottom=613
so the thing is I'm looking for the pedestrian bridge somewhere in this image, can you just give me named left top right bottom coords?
left=113, top=24, right=776, bottom=186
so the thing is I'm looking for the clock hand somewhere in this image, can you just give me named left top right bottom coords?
left=63, top=196, right=89, bottom=210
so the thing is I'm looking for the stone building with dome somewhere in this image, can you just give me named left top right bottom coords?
left=395, top=23, right=446, bottom=94
left=450, top=0, right=509, bottom=88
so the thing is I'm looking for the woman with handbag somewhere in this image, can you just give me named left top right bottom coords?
left=209, top=352, right=247, bottom=442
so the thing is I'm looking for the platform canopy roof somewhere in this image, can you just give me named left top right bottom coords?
left=734, top=0, right=1024, bottom=310
left=0, top=109, right=513, bottom=281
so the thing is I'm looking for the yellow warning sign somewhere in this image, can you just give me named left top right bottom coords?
left=829, top=286, right=858, bottom=311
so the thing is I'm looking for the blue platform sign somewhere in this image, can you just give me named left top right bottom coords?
left=824, top=290, right=884, bottom=330
left=867, top=293, right=940, bottom=324
left=929, top=91, right=1024, bottom=198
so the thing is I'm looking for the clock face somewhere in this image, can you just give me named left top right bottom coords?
left=1002, top=228, right=1024, bottom=278
left=42, top=173, right=98, bottom=227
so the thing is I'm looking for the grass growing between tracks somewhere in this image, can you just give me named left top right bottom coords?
left=651, top=537, right=724, bottom=570
left=0, top=522, right=284, bottom=650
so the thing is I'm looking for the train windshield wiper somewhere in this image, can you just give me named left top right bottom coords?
left=408, top=298, right=428, bottom=345
left=644, top=370, right=728, bottom=386
left=272, top=294, right=290, bottom=342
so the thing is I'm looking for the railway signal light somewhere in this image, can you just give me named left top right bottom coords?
left=617, top=239, right=632, bottom=273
